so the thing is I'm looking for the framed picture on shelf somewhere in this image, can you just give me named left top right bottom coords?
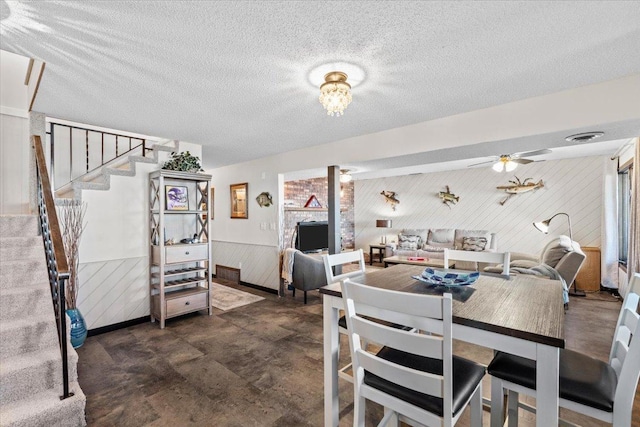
left=165, top=185, right=189, bottom=211
left=230, top=182, right=248, bottom=219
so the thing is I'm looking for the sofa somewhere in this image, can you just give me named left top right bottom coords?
left=385, top=228, right=497, bottom=262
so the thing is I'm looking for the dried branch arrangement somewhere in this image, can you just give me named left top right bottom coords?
left=57, top=200, right=87, bottom=309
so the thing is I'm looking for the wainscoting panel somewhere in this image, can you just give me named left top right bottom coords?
left=212, top=240, right=280, bottom=291
left=77, top=256, right=149, bottom=329
left=355, top=156, right=604, bottom=256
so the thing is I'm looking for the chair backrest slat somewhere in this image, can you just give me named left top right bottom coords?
left=356, top=349, right=444, bottom=398
left=443, top=249, right=510, bottom=275
left=322, top=250, right=366, bottom=284
left=351, top=316, right=444, bottom=360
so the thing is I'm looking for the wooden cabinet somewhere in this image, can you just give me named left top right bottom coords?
left=149, top=170, right=212, bottom=328
left=575, top=246, right=601, bottom=292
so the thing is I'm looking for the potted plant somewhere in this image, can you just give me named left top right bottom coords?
left=57, top=200, right=87, bottom=348
left=162, top=151, right=204, bottom=172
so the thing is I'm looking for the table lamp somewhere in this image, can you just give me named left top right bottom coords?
left=533, top=212, right=585, bottom=296
left=376, top=219, right=392, bottom=244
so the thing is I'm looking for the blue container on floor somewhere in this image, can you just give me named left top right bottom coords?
left=66, top=308, right=88, bottom=348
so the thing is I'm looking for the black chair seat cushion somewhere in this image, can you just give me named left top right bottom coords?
left=488, top=349, right=617, bottom=412
left=339, top=315, right=413, bottom=331
left=364, top=347, right=485, bottom=417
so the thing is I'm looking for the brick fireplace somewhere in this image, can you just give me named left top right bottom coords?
left=283, top=177, right=354, bottom=250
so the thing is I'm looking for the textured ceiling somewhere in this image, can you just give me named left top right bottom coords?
left=1, top=1, right=640, bottom=169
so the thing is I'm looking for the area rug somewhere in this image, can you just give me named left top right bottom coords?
left=210, top=282, right=264, bottom=311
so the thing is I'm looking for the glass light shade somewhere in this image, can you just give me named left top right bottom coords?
left=492, top=161, right=504, bottom=172
left=319, top=72, right=352, bottom=116
left=505, top=160, right=518, bottom=172
left=339, top=169, right=352, bottom=183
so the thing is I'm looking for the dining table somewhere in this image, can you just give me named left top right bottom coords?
left=319, top=264, right=565, bottom=427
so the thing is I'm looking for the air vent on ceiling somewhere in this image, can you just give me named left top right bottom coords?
left=565, top=132, right=604, bottom=142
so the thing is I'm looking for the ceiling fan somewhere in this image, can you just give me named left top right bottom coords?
left=468, top=149, right=552, bottom=172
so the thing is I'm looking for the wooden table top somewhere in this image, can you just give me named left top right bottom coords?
left=319, top=264, right=565, bottom=348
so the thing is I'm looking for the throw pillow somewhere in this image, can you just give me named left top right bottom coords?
left=398, top=234, right=421, bottom=250
left=422, top=244, right=446, bottom=253
left=461, top=236, right=488, bottom=251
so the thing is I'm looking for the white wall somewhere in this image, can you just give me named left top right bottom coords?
left=77, top=141, right=200, bottom=329
left=0, top=111, right=30, bottom=214
left=354, top=156, right=604, bottom=255
left=209, top=164, right=281, bottom=290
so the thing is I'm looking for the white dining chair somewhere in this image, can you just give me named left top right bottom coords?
left=322, top=249, right=366, bottom=285
left=488, top=272, right=640, bottom=427
left=443, top=248, right=511, bottom=276
left=322, top=249, right=367, bottom=383
left=342, top=279, right=485, bottom=427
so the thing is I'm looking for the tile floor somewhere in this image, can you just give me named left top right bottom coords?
left=77, top=280, right=639, bottom=426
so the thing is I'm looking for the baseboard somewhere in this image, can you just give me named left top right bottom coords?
left=212, top=274, right=278, bottom=295
left=87, top=316, right=150, bottom=337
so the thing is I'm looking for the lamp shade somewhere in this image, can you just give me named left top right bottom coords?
left=376, top=219, right=392, bottom=228
left=533, top=220, right=550, bottom=233
left=532, top=212, right=573, bottom=242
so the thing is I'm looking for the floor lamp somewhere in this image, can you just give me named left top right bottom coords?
left=533, top=212, right=586, bottom=297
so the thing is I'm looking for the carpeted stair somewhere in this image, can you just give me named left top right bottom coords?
left=0, top=215, right=86, bottom=427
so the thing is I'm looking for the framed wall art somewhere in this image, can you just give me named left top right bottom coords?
left=165, top=185, right=189, bottom=211
left=230, top=182, right=248, bottom=219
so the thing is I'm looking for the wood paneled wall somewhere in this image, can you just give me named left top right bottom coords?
left=354, top=156, right=604, bottom=256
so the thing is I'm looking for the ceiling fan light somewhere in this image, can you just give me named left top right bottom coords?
left=339, top=169, right=352, bottom=183
left=492, top=162, right=504, bottom=172
left=505, top=160, right=518, bottom=172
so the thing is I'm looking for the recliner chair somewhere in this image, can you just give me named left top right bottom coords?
left=484, top=235, right=586, bottom=289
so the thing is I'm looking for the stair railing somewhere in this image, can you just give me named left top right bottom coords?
left=48, top=121, right=152, bottom=190
left=32, top=135, right=74, bottom=400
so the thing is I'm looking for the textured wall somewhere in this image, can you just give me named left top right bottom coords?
left=283, top=177, right=354, bottom=250
left=354, top=156, right=604, bottom=256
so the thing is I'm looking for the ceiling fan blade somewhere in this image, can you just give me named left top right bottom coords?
left=512, top=158, right=533, bottom=164
left=515, top=149, right=552, bottom=158
left=468, top=160, right=496, bottom=167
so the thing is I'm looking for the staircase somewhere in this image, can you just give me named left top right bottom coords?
left=0, top=215, right=86, bottom=427
left=54, top=140, right=176, bottom=202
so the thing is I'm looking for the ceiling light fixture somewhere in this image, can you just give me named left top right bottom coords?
left=319, top=71, right=352, bottom=116
left=492, top=156, right=518, bottom=172
left=565, top=132, right=604, bottom=142
left=339, top=169, right=352, bottom=183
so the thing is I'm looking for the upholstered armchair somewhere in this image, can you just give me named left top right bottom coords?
left=291, top=251, right=328, bottom=304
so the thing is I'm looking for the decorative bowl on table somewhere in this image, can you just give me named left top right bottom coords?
left=412, top=267, right=480, bottom=287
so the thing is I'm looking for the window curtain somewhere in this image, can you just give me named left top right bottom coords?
left=601, top=157, right=618, bottom=289
left=627, top=138, right=639, bottom=297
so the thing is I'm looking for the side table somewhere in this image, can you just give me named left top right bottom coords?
left=369, top=244, right=386, bottom=265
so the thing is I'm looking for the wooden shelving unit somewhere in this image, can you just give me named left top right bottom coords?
left=149, top=170, right=213, bottom=328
